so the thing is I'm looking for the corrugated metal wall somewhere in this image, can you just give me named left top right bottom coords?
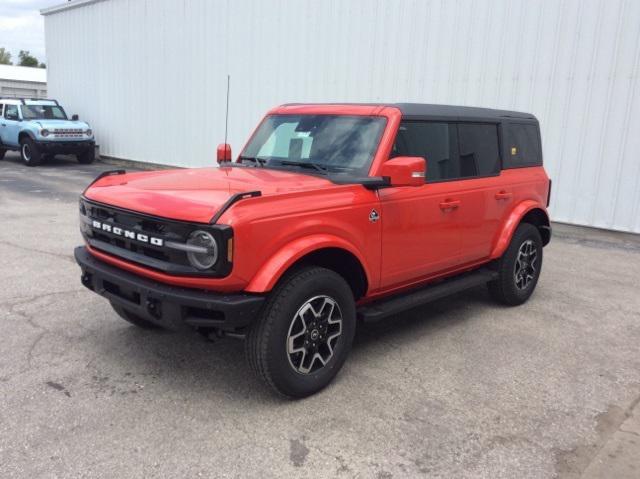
left=44, top=0, right=640, bottom=233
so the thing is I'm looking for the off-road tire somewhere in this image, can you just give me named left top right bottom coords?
left=488, top=223, right=543, bottom=306
left=20, top=137, right=42, bottom=166
left=77, top=148, right=95, bottom=164
left=110, top=302, right=159, bottom=329
left=245, top=266, right=356, bottom=398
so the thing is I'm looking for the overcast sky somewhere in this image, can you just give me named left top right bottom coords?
left=0, top=0, right=63, bottom=65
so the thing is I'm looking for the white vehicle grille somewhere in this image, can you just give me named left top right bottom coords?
left=53, top=128, right=84, bottom=138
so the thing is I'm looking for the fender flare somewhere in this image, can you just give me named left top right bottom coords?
left=18, top=129, right=37, bottom=142
left=244, top=234, right=370, bottom=293
left=490, top=200, right=549, bottom=259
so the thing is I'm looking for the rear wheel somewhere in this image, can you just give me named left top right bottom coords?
left=77, top=148, right=95, bottom=164
left=246, top=266, right=356, bottom=398
left=110, top=302, right=159, bottom=329
left=20, top=137, right=42, bottom=166
left=488, top=223, right=543, bottom=305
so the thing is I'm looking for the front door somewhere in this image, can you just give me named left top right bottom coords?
left=378, top=122, right=462, bottom=289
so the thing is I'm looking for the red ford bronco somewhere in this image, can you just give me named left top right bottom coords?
left=75, top=103, right=551, bottom=397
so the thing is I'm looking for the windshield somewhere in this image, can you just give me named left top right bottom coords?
left=240, top=114, right=386, bottom=175
left=21, top=105, right=68, bottom=120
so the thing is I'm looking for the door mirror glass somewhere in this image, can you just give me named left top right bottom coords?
left=217, top=143, right=232, bottom=163
left=72, top=114, right=79, bottom=121
left=380, top=156, right=426, bottom=187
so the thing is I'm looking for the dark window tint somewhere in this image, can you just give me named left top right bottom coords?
left=392, top=122, right=459, bottom=182
left=504, top=123, right=541, bottom=167
left=457, top=123, right=500, bottom=177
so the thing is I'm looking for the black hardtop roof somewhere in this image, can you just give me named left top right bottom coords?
left=280, top=102, right=537, bottom=122
left=393, top=103, right=536, bottom=121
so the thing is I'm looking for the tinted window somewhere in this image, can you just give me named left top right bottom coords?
left=392, top=122, right=459, bottom=182
left=504, top=123, right=541, bottom=167
left=0, top=104, right=3, bottom=117
left=457, top=123, right=500, bottom=177
left=5, top=105, right=19, bottom=120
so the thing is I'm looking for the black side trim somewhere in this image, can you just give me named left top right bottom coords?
left=330, top=176, right=390, bottom=189
left=358, top=268, right=498, bottom=322
left=83, top=169, right=126, bottom=194
left=210, top=190, right=261, bottom=224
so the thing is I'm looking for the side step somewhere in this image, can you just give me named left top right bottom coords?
left=357, top=268, right=498, bottom=322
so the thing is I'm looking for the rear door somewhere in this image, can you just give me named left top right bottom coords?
left=2, top=104, right=22, bottom=147
left=453, top=122, right=508, bottom=263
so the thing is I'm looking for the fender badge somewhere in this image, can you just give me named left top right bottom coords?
left=369, top=209, right=380, bottom=223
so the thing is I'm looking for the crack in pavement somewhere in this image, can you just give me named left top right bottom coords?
left=0, top=240, right=75, bottom=263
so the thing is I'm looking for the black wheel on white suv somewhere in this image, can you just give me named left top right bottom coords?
left=20, top=136, right=42, bottom=166
left=488, top=223, right=543, bottom=305
left=246, top=266, right=356, bottom=398
left=77, top=148, right=95, bottom=164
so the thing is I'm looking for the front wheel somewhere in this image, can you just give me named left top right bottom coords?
left=77, top=148, right=95, bottom=164
left=488, top=223, right=543, bottom=306
left=245, top=266, right=356, bottom=398
left=20, top=137, right=42, bottom=166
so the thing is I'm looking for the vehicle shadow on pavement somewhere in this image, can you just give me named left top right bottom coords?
left=82, top=286, right=494, bottom=402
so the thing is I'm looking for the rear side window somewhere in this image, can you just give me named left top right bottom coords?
left=503, top=123, right=542, bottom=167
left=457, top=123, right=500, bottom=177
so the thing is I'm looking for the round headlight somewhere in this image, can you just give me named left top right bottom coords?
left=41, top=129, right=50, bottom=137
left=85, top=129, right=93, bottom=136
left=186, top=230, right=218, bottom=270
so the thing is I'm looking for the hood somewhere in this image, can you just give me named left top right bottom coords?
left=84, top=166, right=335, bottom=223
left=32, top=119, right=89, bottom=129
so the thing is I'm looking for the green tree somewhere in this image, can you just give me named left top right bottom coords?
left=39, top=62, right=46, bottom=69
left=18, top=50, right=39, bottom=68
left=0, top=47, right=11, bottom=65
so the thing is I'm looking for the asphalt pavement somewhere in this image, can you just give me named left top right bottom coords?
left=1, top=151, right=639, bottom=478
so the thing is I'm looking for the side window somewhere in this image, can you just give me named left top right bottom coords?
left=457, top=123, right=500, bottom=177
left=5, top=105, right=19, bottom=120
left=0, top=104, right=4, bottom=117
left=504, top=123, right=542, bottom=167
left=392, top=122, right=458, bottom=182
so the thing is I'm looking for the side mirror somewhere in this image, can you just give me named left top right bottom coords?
left=217, top=143, right=232, bottom=163
left=72, top=114, right=79, bottom=121
left=380, top=156, right=426, bottom=187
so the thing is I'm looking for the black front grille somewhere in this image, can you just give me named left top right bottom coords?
left=79, top=197, right=233, bottom=277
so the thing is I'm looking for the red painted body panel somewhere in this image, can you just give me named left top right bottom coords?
left=83, top=104, right=550, bottom=301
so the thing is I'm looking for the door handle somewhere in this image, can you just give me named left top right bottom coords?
left=439, top=199, right=461, bottom=210
left=495, top=191, right=512, bottom=200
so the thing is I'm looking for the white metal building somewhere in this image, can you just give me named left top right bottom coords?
left=43, top=0, right=640, bottom=233
left=0, top=65, right=47, bottom=99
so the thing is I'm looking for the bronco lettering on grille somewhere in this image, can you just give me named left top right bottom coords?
left=91, top=220, right=163, bottom=246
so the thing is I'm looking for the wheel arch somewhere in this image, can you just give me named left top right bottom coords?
left=244, top=236, right=370, bottom=300
left=18, top=130, right=36, bottom=142
left=491, top=201, right=550, bottom=259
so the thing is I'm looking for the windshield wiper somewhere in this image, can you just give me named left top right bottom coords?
left=237, top=156, right=268, bottom=167
left=278, top=160, right=329, bottom=174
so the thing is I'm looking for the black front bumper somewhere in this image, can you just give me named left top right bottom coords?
left=37, top=140, right=95, bottom=153
left=74, top=246, right=264, bottom=331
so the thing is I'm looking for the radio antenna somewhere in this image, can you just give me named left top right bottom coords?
left=224, top=74, right=230, bottom=146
